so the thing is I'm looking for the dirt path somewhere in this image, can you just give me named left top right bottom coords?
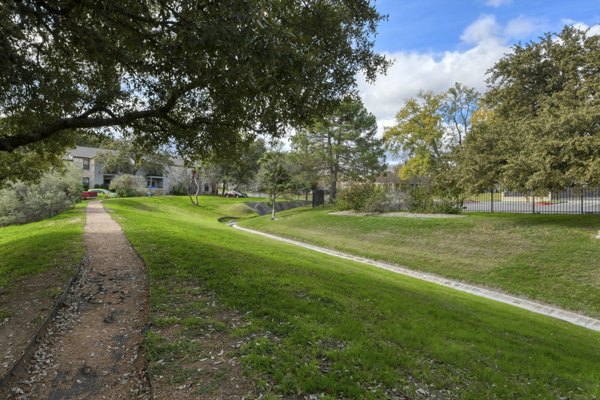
left=3, top=201, right=151, bottom=399
left=232, top=223, right=600, bottom=332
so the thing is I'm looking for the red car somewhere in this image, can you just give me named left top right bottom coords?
left=82, top=191, right=99, bottom=200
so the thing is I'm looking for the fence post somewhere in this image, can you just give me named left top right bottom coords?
left=532, top=193, right=535, bottom=214
left=490, top=189, right=494, bottom=213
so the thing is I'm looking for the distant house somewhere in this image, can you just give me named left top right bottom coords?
left=65, top=146, right=187, bottom=193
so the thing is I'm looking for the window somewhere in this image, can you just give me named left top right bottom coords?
left=82, top=177, right=90, bottom=189
left=82, top=158, right=90, bottom=170
left=146, top=177, right=163, bottom=189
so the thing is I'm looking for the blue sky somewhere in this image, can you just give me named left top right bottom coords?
left=359, top=0, right=600, bottom=129
left=374, top=0, right=600, bottom=53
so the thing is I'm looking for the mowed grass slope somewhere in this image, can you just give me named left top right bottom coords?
left=240, top=207, right=600, bottom=318
left=106, top=197, right=600, bottom=400
left=0, top=203, right=86, bottom=290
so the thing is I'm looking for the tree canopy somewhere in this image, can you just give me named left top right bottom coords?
left=460, top=26, right=600, bottom=192
left=384, top=84, right=479, bottom=180
left=291, top=98, right=386, bottom=200
left=0, top=0, right=388, bottom=185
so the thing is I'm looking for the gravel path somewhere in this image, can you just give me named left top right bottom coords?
left=231, top=223, right=600, bottom=332
left=4, top=201, right=151, bottom=399
left=329, top=210, right=465, bottom=218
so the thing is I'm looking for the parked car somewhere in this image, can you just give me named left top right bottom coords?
left=89, top=188, right=117, bottom=198
left=224, top=190, right=248, bottom=198
left=82, top=191, right=98, bottom=200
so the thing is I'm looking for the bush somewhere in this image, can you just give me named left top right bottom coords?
left=335, top=183, right=375, bottom=211
left=109, top=174, right=147, bottom=197
left=406, top=185, right=463, bottom=214
left=406, top=186, right=434, bottom=213
left=168, top=167, right=192, bottom=195
left=0, top=165, right=82, bottom=226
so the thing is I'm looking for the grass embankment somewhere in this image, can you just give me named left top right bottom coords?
left=0, top=203, right=86, bottom=291
left=240, top=207, right=600, bottom=318
left=106, top=196, right=600, bottom=400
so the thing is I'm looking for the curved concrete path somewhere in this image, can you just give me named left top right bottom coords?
left=231, top=224, right=600, bottom=332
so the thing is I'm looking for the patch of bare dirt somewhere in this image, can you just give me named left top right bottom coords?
left=329, top=211, right=464, bottom=218
left=0, top=201, right=151, bottom=399
left=0, top=265, right=76, bottom=381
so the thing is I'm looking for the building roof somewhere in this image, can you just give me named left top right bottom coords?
left=65, top=145, right=185, bottom=167
left=66, top=146, right=114, bottom=159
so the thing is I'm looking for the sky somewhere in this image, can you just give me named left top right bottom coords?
left=359, top=0, right=600, bottom=132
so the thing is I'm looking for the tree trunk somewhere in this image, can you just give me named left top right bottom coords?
left=271, top=192, right=276, bottom=220
left=222, top=181, right=226, bottom=195
left=188, top=171, right=199, bottom=206
left=329, top=164, right=338, bottom=202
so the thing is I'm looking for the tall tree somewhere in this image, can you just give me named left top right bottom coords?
left=384, top=91, right=446, bottom=179
left=0, top=0, right=389, bottom=185
left=384, top=85, right=479, bottom=180
left=443, top=83, right=480, bottom=148
left=460, top=26, right=600, bottom=192
left=291, top=99, right=386, bottom=201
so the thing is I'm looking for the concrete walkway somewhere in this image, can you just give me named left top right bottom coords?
left=231, top=224, right=600, bottom=332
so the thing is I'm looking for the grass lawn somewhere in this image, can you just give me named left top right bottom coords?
left=240, top=207, right=600, bottom=318
left=0, top=203, right=86, bottom=290
left=106, top=196, right=600, bottom=400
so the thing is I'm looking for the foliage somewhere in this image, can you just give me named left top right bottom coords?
left=384, top=91, right=446, bottom=179
left=168, top=167, right=192, bottom=196
left=106, top=197, right=600, bottom=399
left=384, top=85, right=479, bottom=182
left=95, top=140, right=172, bottom=176
left=442, top=83, right=480, bottom=148
left=291, top=98, right=386, bottom=200
left=0, top=1, right=388, bottom=185
left=460, top=26, right=600, bottom=193
left=404, top=185, right=463, bottom=214
left=405, top=186, right=434, bottom=213
left=0, top=164, right=82, bottom=226
left=335, top=183, right=372, bottom=211
left=109, top=174, right=147, bottom=198
left=258, top=150, right=292, bottom=218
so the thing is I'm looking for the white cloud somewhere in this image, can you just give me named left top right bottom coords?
left=461, top=14, right=501, bottom=44
left=485, top=0, right=512, bottom=7
left=569, top=21, right=600, bottom=36
left=504, top=16, right=548, bottom=38
left=359, top=15, right=600, bottom=136
left=359, top=16, right=510, bottom=133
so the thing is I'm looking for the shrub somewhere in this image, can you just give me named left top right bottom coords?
left=406, top=186, right=434, bottom=213
left=406, top=185, right=463, bottom=214
left=168, top=167, right=192, bottom=195
left=335, top=183, right=374, bottom=211
left=0, top=165, right=82, bottom=226
left=109, top=174, right=147, bottom=197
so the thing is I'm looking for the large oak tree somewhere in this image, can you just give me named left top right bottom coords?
left=0, top=0, right=388, bottom=185
left=460, top=26, right=600, bottom=193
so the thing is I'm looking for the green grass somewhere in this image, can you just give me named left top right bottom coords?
left=240, top=207, right=600, bottom=318
left=0, top=203, right=86, bottom=289
left=105, top=196, right=600, bottom=400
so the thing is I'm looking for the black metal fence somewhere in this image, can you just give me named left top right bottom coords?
left=462, top=188, right=600, bottom=214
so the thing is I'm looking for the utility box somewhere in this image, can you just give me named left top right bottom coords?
left=312, top=189, right=325, bottom=207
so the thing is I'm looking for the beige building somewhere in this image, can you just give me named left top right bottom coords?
left=65, top=146, right=186, bottom=193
